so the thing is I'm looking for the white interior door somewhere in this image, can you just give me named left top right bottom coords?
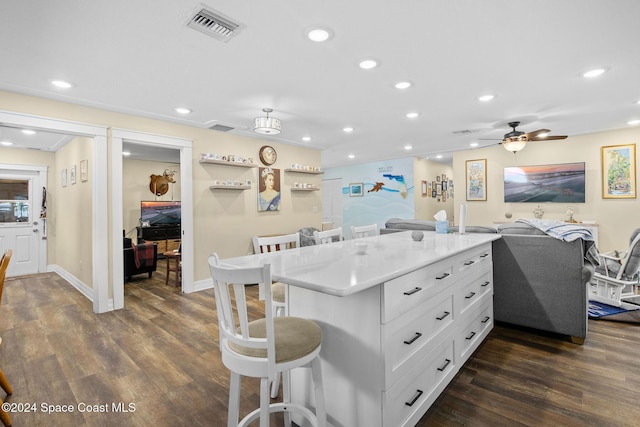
left=0, top=166, right=46, bottom=277
left=321, top=178, right=343, bottom=230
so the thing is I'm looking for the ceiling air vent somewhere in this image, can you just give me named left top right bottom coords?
left=187, top=5, right=243, bottom=42
left=209, top=124, right=235, bottom=132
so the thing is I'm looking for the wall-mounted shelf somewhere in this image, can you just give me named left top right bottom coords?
left=200, top=158, right=258, bottom=168
left=291, top=187, right=319, bottom=191
left=284, top=168, right=323, bottom=174
left=209, top=185, right=251, bottom=190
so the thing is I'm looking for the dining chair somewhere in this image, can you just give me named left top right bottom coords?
left=313, top=227, right=343, bottom=245
left=209, top=253, right=326, bottom=427
left=0, top=250, right=13, bottom=427
left=350, top=223, right=378, bottom=239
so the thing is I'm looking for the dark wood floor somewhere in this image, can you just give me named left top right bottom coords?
left=1, top=270, right=640, bottom=426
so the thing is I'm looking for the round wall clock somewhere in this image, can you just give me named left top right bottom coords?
left=259, top=145, right=277, bottom=165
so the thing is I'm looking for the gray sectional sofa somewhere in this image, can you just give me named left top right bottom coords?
left=382, top=218, right=595, bottom=343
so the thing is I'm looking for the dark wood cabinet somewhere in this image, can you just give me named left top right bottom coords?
left=137, top=226, right=181, bottom=255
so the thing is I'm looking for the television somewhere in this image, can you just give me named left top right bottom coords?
left=503, top=162, right=586, bottom=203
left=141, top=201, right=181, bottom=226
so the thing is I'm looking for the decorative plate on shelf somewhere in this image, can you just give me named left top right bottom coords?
left=259, top=145, right=277, bottom=166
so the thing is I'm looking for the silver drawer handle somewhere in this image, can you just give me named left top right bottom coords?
left=480, top=253, right=490, bottom=258
left=436, top=272, right=450, bottom=280
left=481, top=316, right=491, bottom=324
left=464, top=260, right=475, bottom=266
left=403, top=287, right=422, bottom=296
left=404, top=332, right=423, bottom=345
left=405, top=389, right=423, bottom=407
left=436, top=311, right=450, bottom=321
left=465, top=331, right=476, bottom=340
left=465, top=291, right=476, bottom=299
left=437, top=358, right=451, bottom=372
left=481, top=281, right=490, bottom=287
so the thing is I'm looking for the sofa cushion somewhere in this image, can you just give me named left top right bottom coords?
left=450, top=225, right=497, bottom=234
left=385, top=218, right=436, bottom=231
left=497, top=222, right=547, bottom=235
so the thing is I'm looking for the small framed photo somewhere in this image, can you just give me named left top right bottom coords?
left=436, top=176, right=441, bottom=182
left=442, top=174, right=447, bottom=181
left=349, top=182, right=364, bottom=197
left=80, top=159, right=88, bottom=182
left=70, top=165, right=76, bottom=185
left=61, top=169, right=67, bottom=187
left=601, top=143, right=636, bottom=199
left=441, top=181, right=448, bottom=192
left=421, top=180, right=428, bottom=196
left=436, top=183, right=442, bottom=195
left=431, top=189, right=437, bottom=198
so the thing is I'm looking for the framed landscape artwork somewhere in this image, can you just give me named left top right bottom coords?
left=349, top=182, right=363, bottom=197
left=466, top=159, right=487, bottom=201
left=601, top=143, right=636, bottom=199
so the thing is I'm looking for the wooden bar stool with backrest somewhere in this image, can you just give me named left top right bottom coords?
left=209, top=253, right=326, bottom=427
left=0, top=250, right=13, bottom=427
left=350, top=223, right=378, bottom=239
left=251, top=232, right=300, bottom=397
left=313, top=227, right=343, bottom=245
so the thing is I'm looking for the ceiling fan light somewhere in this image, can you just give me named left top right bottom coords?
left=503, top=139, right=527, bottom=153
left=253, top=108, right=281, bottom=135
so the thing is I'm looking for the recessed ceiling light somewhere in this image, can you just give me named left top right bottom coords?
left=406, top=112, right=420, bottom=119
left=175, top=107, right=192, bottom=114
left=21, top=129, right=36, bottom=135
left=436, top=155, right=443, bottom=159
left=122, top=151, right=131, bottom=156
left=395, top=81, right=412, bottom=89
left=358, top=59, right=378, bottom=70
left=51, top=80, right=74, bottom=89
left=628, top=119, right=640, bottom=126
left=477, top=94, right=495, bottom=102
left=348, top=154, right=355, bottom=159
left=636, top=100, right=640, bottom=105
left=343, top=127, right=354, bottom=133
left=1, top=141, right=13, bottom=146
left=470, top=142, right=479, bottom=147
left=583, top=68, right=608, bottom=78
left=404, top=145, right=413, bottom=150
left=306, top=27, right=332, bottom=42
left=302, top=136, right=311, bottom=142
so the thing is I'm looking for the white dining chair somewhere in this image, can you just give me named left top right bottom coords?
left=252, top=232, right=301, bottom=397
left=313, top=227, right=343, bottom=245
left=209, top=253, right=326, bottom=427
left=350, top=224, right=378, bottom=239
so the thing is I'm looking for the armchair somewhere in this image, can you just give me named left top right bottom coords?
left=123, top=237, right=157, bottom=281
left=589, top=229, right=640, bottom=307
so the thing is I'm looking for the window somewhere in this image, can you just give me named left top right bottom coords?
left=0, top=179, right=30, bottom=223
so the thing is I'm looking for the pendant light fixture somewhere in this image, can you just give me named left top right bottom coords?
left=253, top=108, right=282, bottom=135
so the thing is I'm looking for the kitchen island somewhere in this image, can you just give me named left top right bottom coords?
left=221, top=231, right=501, bottom=427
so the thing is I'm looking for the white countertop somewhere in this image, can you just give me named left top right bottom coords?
left=221, top=231, right=501, bottom=296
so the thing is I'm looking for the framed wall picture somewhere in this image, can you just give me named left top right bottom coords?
left=80, top=159, right=88, bottom=182
left=601, top=143, right=636, bottom=199
left=431, top=189, right=437, bottom=198
left=258, top=167, right=281, bottom=211
left=421, top=180, right=428, bottom=196
left=441, top=181, right=447, bottom=192
left=69, top=165, right=76, bottom=185
left=466, top=159, right=487, bottom=201
left=436, top=183, right=442, bottom=195
left=349, top=182, right=364, bottom=197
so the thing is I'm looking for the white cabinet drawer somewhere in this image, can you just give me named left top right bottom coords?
left=455, top=244, right=492, bottom=280
left=457, top=299, right=493, bottom=362
left=382, top=260, right=456, bottom=323
left=383, top=335, right=456, bottom=427
left=456, top=267, right=492, bottom=318
left=383, top=291, right=454, bottom=387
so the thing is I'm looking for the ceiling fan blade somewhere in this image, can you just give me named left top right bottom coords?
left=530, top=135, right=568, bottom=141
left=524, top=129, right=550, bottom=139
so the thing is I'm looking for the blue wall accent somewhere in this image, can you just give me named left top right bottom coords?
left=324, top=158, right=415, bottom=238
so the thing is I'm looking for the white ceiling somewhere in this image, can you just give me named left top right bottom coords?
left=1, top=0, right=639, bottom=167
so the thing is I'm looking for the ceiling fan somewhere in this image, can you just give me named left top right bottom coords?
left=489, top=121, right=568, bottom=153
